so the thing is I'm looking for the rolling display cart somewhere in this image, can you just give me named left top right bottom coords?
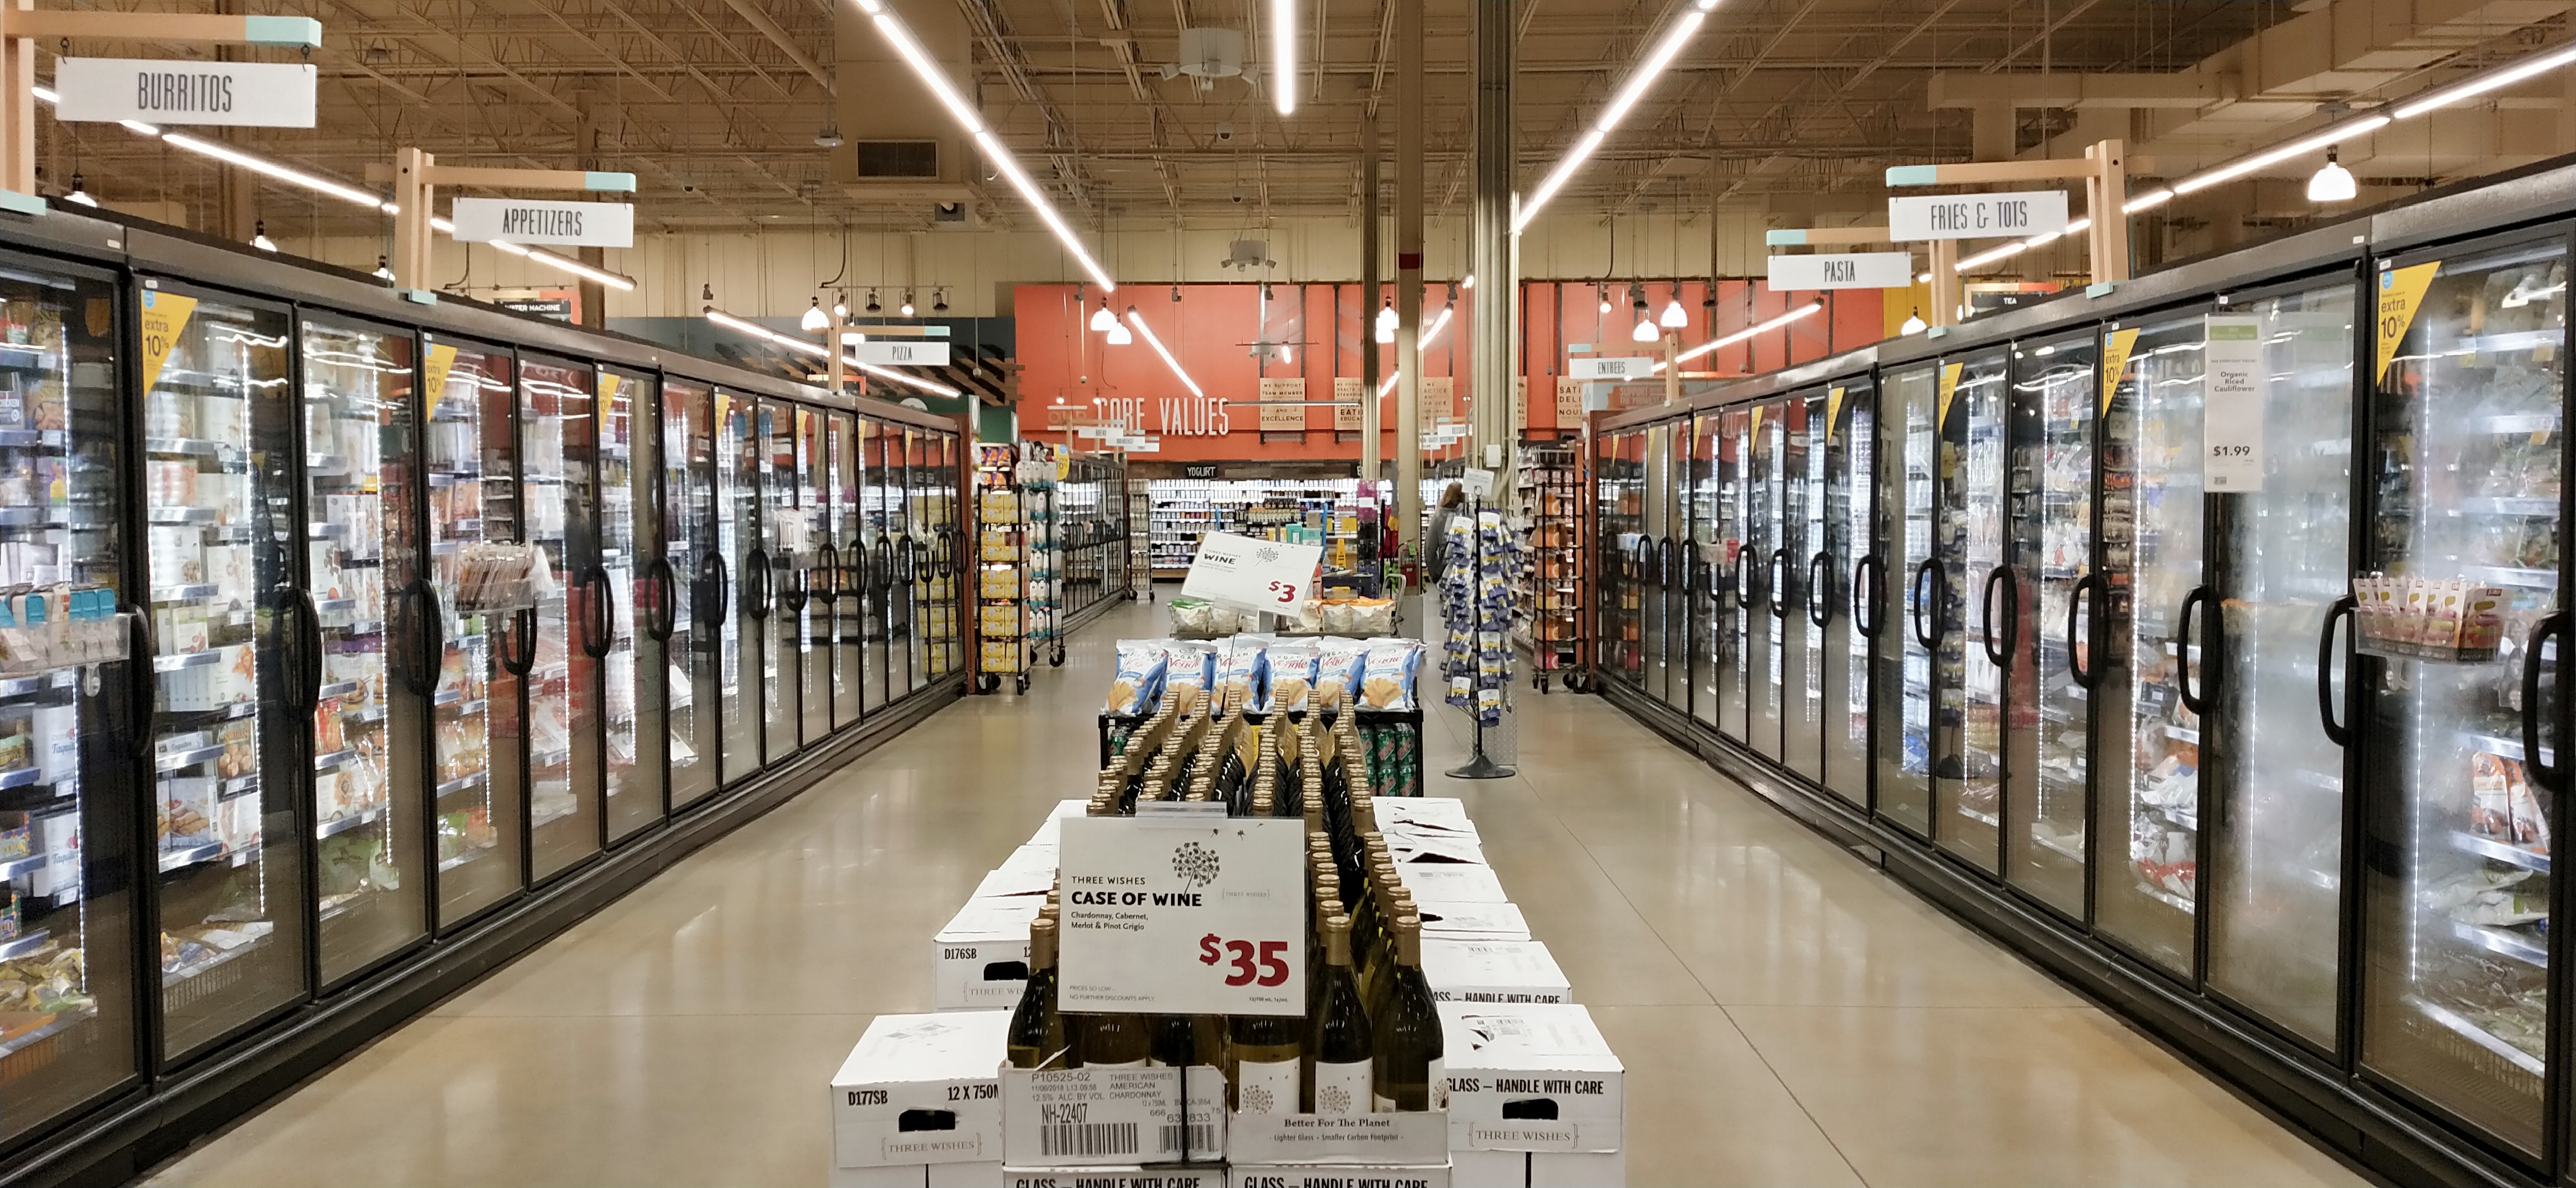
left=1055, top=450, right=1133, bottom=626
left=971, top=444, right=1034, bottom=693
left=1517, top=443, right=1590, bottom=692
left=1018, top=448, right=1067, bottom=669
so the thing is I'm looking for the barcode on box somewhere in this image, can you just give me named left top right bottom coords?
left=1158, top=1122, right=1217, bottom=1155
left=1039, top=1121, right=1138, bottom=1157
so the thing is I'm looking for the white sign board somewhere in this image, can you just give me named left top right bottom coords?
left=449, top=197, right=636, bottom=248
left=1888, top=190, right=2068, bottom=241
left=1569, top=357, right=1655, bottom=381
left=54, top=59, right=316, bottom=127
left=1057, top=815, right=1306, bottom=1015
left=850, top=339, right=951, bottom=366
left=1767, top=251, right=1916, bottom=291
left=1074, top=425, right=1113, bottom=439
left=1181, top=530, right=1323, bottom=613
left=2204, top=315, right=2265, bottom=491
left=1461, top=467, right=1495, bottom=498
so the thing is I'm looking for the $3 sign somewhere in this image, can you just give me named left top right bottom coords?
left=1200, top=933, right=1291, bottom=987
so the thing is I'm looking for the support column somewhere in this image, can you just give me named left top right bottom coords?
left=2085, top=138, right=2129, bottom=284
left=1971, top=100, right=2013, bottom=162
left=1468, top=0, right=1515, bottom=490
left=577, top=102, right=608, bottom=328
left=392, top=147, right=433, bottom=297
left=1929, top=240, right=1960, bottom=329
left=1394, top=0, right=1423, bottom=579
left=2, top=1, right=37, bottom=199
left=213, top=0, right=255, bottom=243
left=1360, top=108, right=1381, bottom=482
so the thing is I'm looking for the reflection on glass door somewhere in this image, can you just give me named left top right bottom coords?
left=829, top=411, right=861, bottom=728
left=1787, top=395, right=1823, bottom=781
left=757, top=401, right=799, bottom=758
left=1878, top=366, right=1938, bottom=837
left=1687, top=419, right=1718, bottom=730
left=2003, top=331, right=2095, bottom=919
left=1752, top=403, right=1786, bottom=759
left=523, top=358, right=594, bottom=883
left=2360, top=237, right=2568, bottom=1157
left=904, top=429, right=931, bottom=695
left=797, top=407, right=829, bottom=742
left=717, top=392, right=757, bottom=783
left=1824, top=380, right=1875, bottom=802
left=662, top=379, right=717, bottom=810
left=0, top=259, right=136, bottom=1139
left=2206, top=282, right=2357, bottom=1052
left=299, top=316, right=421, bottom=985
left=1717, top=410, right=1748, bottom=742
left=425, top=340, right=517, bottom=929
left=861, top=420, right=894, bottom=712
left=599, top=368, right=653, bottom=845
left=1602, top=434, right=1642, bottom=685
left=1939, top=354, right=2007, bottom=873
left=2100, top=316, right=2206, bottom=974
left=1642, top=423, right=1670, bottom=707
left=141, top=284, right=305, bottom=1058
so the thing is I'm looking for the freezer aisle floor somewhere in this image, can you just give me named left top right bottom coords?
left=146, top=600, right=2365, bottom=1188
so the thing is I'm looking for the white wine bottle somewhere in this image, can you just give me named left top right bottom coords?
left=1008, top=918, right=1071, bottom=1069
left=1308, top=914, right=1375, bottom=1114
left=1372, top=914, right=1444, bottom=1111
left=1227, top=1009, right=1305, bottom=1114
left=1077, top=1010, right=1152, bottom=1067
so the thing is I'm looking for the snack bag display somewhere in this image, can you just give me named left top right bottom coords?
left=1164, top=640, right=1218, bottom=701
left=1360, top=638, right=1422, bottom=710
left=1104, top=640, right=1168, bottom=716
left=1215, top=636, right=1270, bottom=712
left=1313, top=638, right=1367, bottom=705
left=1261, top=642, right=1319, bottom=714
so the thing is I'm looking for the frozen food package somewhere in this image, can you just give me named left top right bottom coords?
left=1261, top=642, right=1318, bottom=714
left=2426, top=580, right=2468, bottom=657
left=1360, top=638, right=1422, bottom=711
left=1104, top=640, right=1169, bottom=716
left=2509, top=759, right=2553, bottom=853
left=2474, top=752, right=2516, bottom=837
left=2460, top=585, right=2510, bottom=658
left=1313, top=638, right=1368, bottom=706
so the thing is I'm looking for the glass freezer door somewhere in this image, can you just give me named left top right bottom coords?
left=1786, top=394, right=1824, bottom=781
left=757, top=400, right=799, bottom=758
left=2099, top=315, right=2206, bottom=976
left=0, top=260, right=137, bottom=1139
left=829, top=411, right=861, bottom=729
left=2004, top=331, right=2096, bottom=920
left=661, top=378, right=717, bottom=810
left=1603, top=433, right=1642, bottom=685
left=1641, top=422, right=1670, bottom=707
left=1877, top=364, right=1939, bottom=838
left=598, top=368, right=654, bottom=846
left=925, top=431, right=960, bottom=681
left=141, top=284, right=306, bottom=1059
left=717, top=391, right=757, bottom=783
left=1823, top=379, right=1875, bottom=804
left=297, top=315, right=422, bottom=987
left=862, top=419, right=896, bottom=712
left=522, top=358, right=594, bottom=884
left=2360, top=236, right=2568, bottom=1157
left=1687, top=417, right=1719, bottom=730
left=1595, top=432, right=1631, bottom=686
left=1749, top=403, right=1783, bottom=759
left=903, top=428, right=930, bottom=696
left=1717, top=408, right=1749, bottom=743
left=797, top=407, right=829, bottom=743
left=424, top=340, right=517, bottom=929
left=1939, top=353, right=2008, bottom=874
left=2205, top=279, right=2357, bottom=1053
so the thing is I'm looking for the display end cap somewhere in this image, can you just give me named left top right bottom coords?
left=0, top=192, right=48, bottom=218
left=244, top=16, right=324, bottom=47
left=2085, top=282, right=2118, bottom=298
left=401, top=289, right=439, bottom=306
left=1763, top=230, right=1807, bottom=246
left=1884, top=165, right=1940, bottom=187
left=585, top=172, right=638, bottom=193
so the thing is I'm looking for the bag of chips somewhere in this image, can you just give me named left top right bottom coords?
left=1360, top=638, right=1422, bottom=711
left=1216, top=636, right=1271, bottom=712
left=1103, top=640, right=1168, bottom=716
left=1164, top=641, right=1218, bottom=704
left=1313, top=638, right=1368, bottom=707
left=1261, top=642, right=1319, bottom=714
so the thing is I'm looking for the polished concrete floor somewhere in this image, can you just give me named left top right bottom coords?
left=148, top=596, right=2366, bottom=1187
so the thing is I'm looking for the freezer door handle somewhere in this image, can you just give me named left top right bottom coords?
left=2175, top=586, right=2212, bottom=715
left=500, top=606, right=538, bottom=677
left=645, top=557, right=677, bottom=642
left=126, top=607, right=156, bottom=764
left=2317, top=595, right=2353, bottom=747
left=295, top=586, right=323, bottom=711
left=816, top=545, right=841, bottom=604
left=780, top=550, right=809, bottom=617
left=743, top=548, right=772, bottom=621
left=1852, top=554, right=1883, bottom=637
left=1807, top=552, right=1831, bottom=629
left=700, top=554, right=730, bottom=628
left=580, top=567, right=614, bottom=660
left=1910, top=559, right=1938, bottom=649
left=2067, top=574, right=2101, bottom=690
left=409, top=582, right=444, bottom=699
left=1980, top=566, right=2014, bottom=666
left=2523, top=611, right=2565, bottom=790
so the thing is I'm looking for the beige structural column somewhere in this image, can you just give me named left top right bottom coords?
left=1394, top=0, right=1423, bottom=577
left=1467, top=0, right=1514, bottom=485
left=1360, top=107, right=1381, bottom=481
left=1929, top=240, right=1960, bottom=328
left=2085, top=139, right=2130, bottom=284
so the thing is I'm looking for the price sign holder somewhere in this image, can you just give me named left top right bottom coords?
left=1058, top=815, right=1306, bottom=1016
left=1180, top=530, right=1324, bottom=616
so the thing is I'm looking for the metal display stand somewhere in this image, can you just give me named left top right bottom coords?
left=1439, top=494, right=1516, bottom=780
left=1516, top=443, right=1591, bottom=693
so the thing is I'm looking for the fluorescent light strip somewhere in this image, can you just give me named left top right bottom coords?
left=39, top=86, right=635, bottom=291
left=1514, top=1, right=1718, bottom=233
left=1656, top=301, right=1824, bottom=371
left=705, top=307, right=962, bottom=397
left=2171, top=116, right=2390, bottom=196
left=2396, top=42, right=2576, bottom=118
left=1125, top=310, right=1202, bottom=397
left=854, top=1, right=1115, bottom=294
left=1272, top=0, right=1297, bottom=116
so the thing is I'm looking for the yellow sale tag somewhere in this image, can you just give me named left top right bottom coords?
left=2375, top=262, right=2441, bottom=382
left=138, top=291, right=197, bottom=392
left=1936, top=362, right=1964, bottom=429
left=2099, top=327, right=2139, bottom=415
left=421, top=343, right=458, bottom=420
left=1825, top=386, right=1846, bottom=442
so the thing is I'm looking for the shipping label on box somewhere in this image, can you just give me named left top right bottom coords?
left=1227, top=1163, right=1451, bottom=1188
left=936, top=896, right=1043, bottom=1010
left=1002, top=1065, right=1226, bottom=1166
left=1002, top=1166, right=1224, bottom=1188
left=831, top=1011, right=1012, bottom=1169
left=1415, top=901, right=1530, bottom=942
left=1225, top=1110, right=1448, bottom=1167
left=1439, top=1004, right=1623, bottom=1154
left=1421, top=940, right=1570, bottom=1005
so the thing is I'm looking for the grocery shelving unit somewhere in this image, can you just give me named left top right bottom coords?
left=1055, top=451, right=1131, bottom=628
left=1147, top=478, right=1372, bottom=580
left=972, top=444, right=1033, bottom=693
left=1515, top=442, right=1590, bottom=692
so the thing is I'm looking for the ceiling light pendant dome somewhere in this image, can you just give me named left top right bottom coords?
left=2307, top=146, right=2357, bottom=203
left=801, top=297, right=830, bottom=331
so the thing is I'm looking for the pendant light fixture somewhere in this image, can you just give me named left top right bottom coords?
left=899, top=292, right=916, bottom=317
left=1106, top=318, right=1133, bottom=345
left=1090, top=301, right=1116, bottom=332
left=1632, top=316, right=1661, bottom=344
left=933, top=289, right=949, bottom=313
left=1659, top=286, right=1689, bottom=329
left=2307, top=146, right=2357, bottom=203
left=801, top=297, right=830, bottom=331
left=832, top=294, right=849, bottom=319
left=252, top=220, right=276, bottom=251
left=1375, top=300, right=1398, bottom=344
left=865, top=290, right=881, bottom=313
left=1901, top=310, right=1928, bottom=335
left=373, top=255, right=395, bottom=281
left=64, top=174, right=94, bottom=206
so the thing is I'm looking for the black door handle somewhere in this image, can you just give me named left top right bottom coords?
left=817, top=544, right=841, bottom=604
left=1981, top=566, right=2011, bottom=666
left=2523, top=612, right=2565, bottom=790
left=1853, top=554, right=1883, bottom=638
left=2175, top=586, right=2211, bottom=715
left=2318, top=595, right=2353, bottom=747
left=781, top=550, right=809, bottom=616
left=296, top=587, right=323, bottom=710
left=703, top=554, right=731, bottom=627
left=744, top=548, right=771, bottom=621
left=502, top=606, right=538, bottom=677
left=645, top=556, right=676, bottom=642
left=412, top=581, right=444, bottom=698
left=2067, top=573, right=2101, bottom=690
left=1910, top=558, right=1938, bottom=649
left=1807, top=552, right=1831, bottom=629
left=585, top=567, right=615, bottom=659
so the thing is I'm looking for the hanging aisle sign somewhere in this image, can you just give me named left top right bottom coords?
left=1057, top=815, right=1307, bottom=1015
left=1569, top=357, right=1654, bottom=381
left=449, top=197, right=636, bottom=248
left=1767, top=252, right=1915, bottom=291
left=1888, top=191, right=2068, bottom=241
left=55, top=59, right=317, bottom=127
left=849, top=340, right=950, bottom=365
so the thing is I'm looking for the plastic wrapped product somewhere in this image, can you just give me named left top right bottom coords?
left=1262, top=642, right=1319, bottom=714
left=1360, top=638, right=1422, bottom=711
left=1216, top=635, right=1271, bottom=712
left=1104, top=640, right=1170, bottom=716
left=1314, top=638, right=1368, bottom=706
left=1164, top=640, right=1218, bottom=702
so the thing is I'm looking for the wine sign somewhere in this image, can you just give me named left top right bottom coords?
left=1057, top=815, right=1307, bottom=1016
left=1180, top=531, right=1323, bottom=615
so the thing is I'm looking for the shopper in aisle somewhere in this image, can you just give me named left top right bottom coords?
left=1426, top=483, right=1465, bottom=583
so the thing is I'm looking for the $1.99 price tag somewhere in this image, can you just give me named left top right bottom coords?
left=1058, top=816, right=1307, bottom=1016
